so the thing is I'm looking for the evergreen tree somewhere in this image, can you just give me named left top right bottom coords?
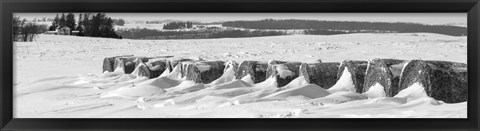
left=89, top=13, right=103, bottom=36
left=82, top=13, right=90, bottom=28
left=49, top=14, right=60, bottom=31
left=12, top=17, right=22, bottom=41
left=76, top=14, right=84, bottom=36
left=65, top=13, right=76, bottom=34
left=104, top=17, right=117, bottom=37
left=59, top=13, right=66, bottom=27
left=82, top=13, right=92, bottom=36
left=82, top=13, right=120, bottom=38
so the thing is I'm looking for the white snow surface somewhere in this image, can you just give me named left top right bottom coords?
left=328, top=68, right=356, bottom=93
left=363, top=83, right=386, bottom=98
left=394, top=82, right=430, bottom=101
left=276, top=65, right=295, bottom=79
left=13, top=33, right=467, bottom=118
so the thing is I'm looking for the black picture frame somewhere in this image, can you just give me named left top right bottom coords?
left=1, top=0, right=479, bottom=130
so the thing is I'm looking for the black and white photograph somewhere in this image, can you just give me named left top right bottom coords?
left=12, top=13, right=468, bottom=118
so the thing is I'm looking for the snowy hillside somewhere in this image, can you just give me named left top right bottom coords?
left=13, top=33, right=467, bottom=118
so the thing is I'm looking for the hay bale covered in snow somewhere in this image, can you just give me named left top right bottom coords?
left=362, top=59, right=407, bottom=97
left=397, top=60, right=468, bottom=103
left=196, top=61, right=226, bottom=84
left=180, top=61, right=201, bottom=82
left=268, top=62, right=302, bottom=87
left=167, top=58, right=194, bottom=73
left=102, top=55, right=134, bottom=73
left=223, top=61, right=239, bottom=73
left=236, top=61, right=272, bottom=83
left=131, top=63, right=151, bottom=78
left=425, top=60, right=468, bottom=82
left=114, top=57, right=137, bottom=74
left=113, top=56, right=151, bottom=74
left=336, top=60, right=368, bottom=93
left=265, top=60, right=288, bottom=78
left=133, top=57, right=152, bottom=68
left=146, top=58, right=169, bottom=78
left=180, top=61, right=226, bottom=83
left=299, top=62, right=340, bottom=89
left=131, top=56, right=173, bottom=75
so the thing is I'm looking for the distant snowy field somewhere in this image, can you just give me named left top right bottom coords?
left=13, top=33, right=467, bottom=118
left=115, top=23, right=165, bottom=30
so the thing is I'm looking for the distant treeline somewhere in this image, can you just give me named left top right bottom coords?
left=49, top=13, right=121, bottom=39
left=113, top=19, right=126, bottom=26
left=222, top=19, right=467, bottom=36
left=303, top=29, right=397, bottom=35
left=303, top=29, right=350, bottom=35
left=163, top=21, right=193, bottom=30
left=116, top=28, right=285, bottom=39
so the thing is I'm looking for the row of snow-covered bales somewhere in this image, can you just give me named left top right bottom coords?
left=103, top=55, right=468, bottom=103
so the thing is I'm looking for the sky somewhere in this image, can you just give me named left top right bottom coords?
left=14, top=13, right=467, bottom=26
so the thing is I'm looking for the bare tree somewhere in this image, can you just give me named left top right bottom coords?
left=12, top=17, right=25, bottom=41
left=19, top=21, right=46, bottom=42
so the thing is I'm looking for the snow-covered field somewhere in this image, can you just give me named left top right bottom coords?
left=115, top=23, right=165, bottom=31
left=13, top=33, right=467, bottom=118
